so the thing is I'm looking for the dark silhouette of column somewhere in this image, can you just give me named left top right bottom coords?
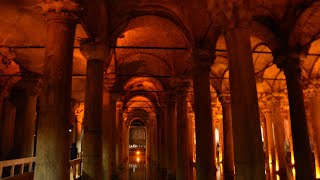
left=34, top=1, right=79, bottom=179
left=218, top=93, right=235, bottom=180
left=192, top=49, right=216, bottom=180
left=166, top=91, right=177, bottom=179
left=158, top=104, right=168, bottom=178
left=102, top=84, right=117, bottom=180
left=82, top=59, right=104, bottom=180
left=275, top=54, right=315, bottom=179
left=176, top=81, right=193, bottom=180
left=224, top=18, right=266, bottom=179
left=12, top=78, right=41, bottom=158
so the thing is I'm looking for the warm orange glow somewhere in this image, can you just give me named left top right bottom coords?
left=315, top=159, right=320, bottom=178
left=275, top=158, right=279, bottom=171
left=136, top=151, right=140, bottom=155
left=276, top=175, right=280, bottom=180
left=292, top=167, right=296, bottom=178
left=291, top=153, right=295, bottom=165
left=136, top=157, right=140, bottom=162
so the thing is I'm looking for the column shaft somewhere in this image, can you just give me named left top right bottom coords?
left=82, top=59, right=104, bottom=180
left=224, top=27, right=265, bottom=179
left=192, top=51, right=216, bottom=179
left=102, top=91, right=116, bottom=180
left=13, top=91, right=37, bottom=158
left=282, top=59, right=314, bottom=179
left=261, top=104, right=276, bottom=180
left=219, top=94, right=235, bottom=180
left=271, top=98, right=287, bottom=179
left=310, top=94, right=320, bottom=178
left=114, top=102, right=123, bottom=177
left=159, top=105, right=168, bottom=178
left=176, top=87, right=193, bottom=180
left=0, top=99, right=16, bottom=160
left=34, top=11, right=77, bottom=180
left=167, top=97, right=177, bottom=179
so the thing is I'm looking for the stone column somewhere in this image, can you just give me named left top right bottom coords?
left=192, top=49, right=216, bottom=179
left=275, top=55, right=315, bottom=179
left=187, top=112, right=196, bottom=180
left=218, top=93, right=235, bottom=180
left=223, top=12, right=266, bottom=179
left=306, top=81, right=320, bottom=177
left=158, top=104, right=168, bottom=178
left=34, top=1, right=79, bottom=179
left=0, top=98, right=16, bottom=160
left=12, top=78, right=41, bottom=158
left=261, top=99, right=276, bottom=180
left=102, top=83, right=117, bottom=180
left=269, top=95, right=288, bottom=179
left=115, top=101, right=123, bottom=175
left=166, top=92, right=177, bottom=179
left=149, top=112, right=158, bottom=179
left=176, top=81, right=193, bottom=180
left=82, top=58, right=104, bottom=180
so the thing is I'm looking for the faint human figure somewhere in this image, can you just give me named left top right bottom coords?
left=70, top=143, right=78, bottom=160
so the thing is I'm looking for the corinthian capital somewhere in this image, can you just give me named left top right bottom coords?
left=38, top=0, right=82, bottom=22
left=207, top=0, right=252, bottom=29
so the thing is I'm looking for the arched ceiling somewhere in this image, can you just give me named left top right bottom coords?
left=2, top=0, right=320, bottom=104
left=114, top=15, right=192, bottom=84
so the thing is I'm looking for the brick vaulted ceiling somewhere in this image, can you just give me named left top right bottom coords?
left=1, top=0, right=320, bottom=108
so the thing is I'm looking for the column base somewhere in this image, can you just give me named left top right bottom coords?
left=224, top=172, right=235, bottom=180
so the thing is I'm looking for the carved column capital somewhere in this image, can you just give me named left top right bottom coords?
left=103, top=73, right=116, bottom=92
left=218, top=93, right=231, bottom=106
left=116, top=101, right=123, bottom=111
left=80, top=40, right=108, bottom=61
left=38, top=0, right=82, bottom=23
left=192, top=49, right=214, bottom=75
left=273, top=53, right=302, bottom=78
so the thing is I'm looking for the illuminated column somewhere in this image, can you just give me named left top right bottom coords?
left=176, top=81, right=193, bottom=180
left=269, top=94, right=288, bottom=179
left=34, top=1, right=79, bottom=179
left=275, top=55, right=314, bottom=179
left=102, top=83, right=117, bottom=180
left=218, top=93, right=235, bottom=180
left=74, top=104, right=84, bottom=152
left=166, top=92, right=177, bottom=179
left=192, top=49, right=216, bottom=179
left=11, top=78, right=41, bottom=158
left=261, top=98, right=276, bottom=180
left=306, top=81, right=320, bottom=178
left=224, top=17, right=266, bottom=180
left=187, top=112, right=196, bottom=180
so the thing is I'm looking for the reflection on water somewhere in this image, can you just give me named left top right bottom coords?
left=129, top=155, right=146, bottom=180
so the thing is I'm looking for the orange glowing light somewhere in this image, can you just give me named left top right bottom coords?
left=136, top=157, right=140, bottom=162
left=136, top=151, right=140, bottom=155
